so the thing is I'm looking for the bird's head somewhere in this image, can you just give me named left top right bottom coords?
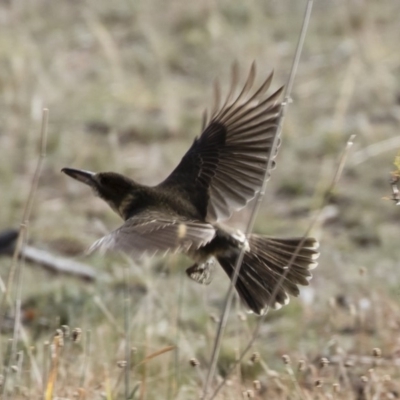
left=62, top=168, right=141, bottom=219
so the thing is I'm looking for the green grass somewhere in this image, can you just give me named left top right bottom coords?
left=1, top=0, right=400, bottom=398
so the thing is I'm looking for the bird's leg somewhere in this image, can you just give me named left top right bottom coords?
left=186, top=258, right=216, bottom=285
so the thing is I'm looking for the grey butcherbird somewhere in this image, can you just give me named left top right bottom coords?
left=62, top=63, right=319, bottom=315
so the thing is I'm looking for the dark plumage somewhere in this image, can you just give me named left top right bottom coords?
left=62, top=63, right=319, bottom=315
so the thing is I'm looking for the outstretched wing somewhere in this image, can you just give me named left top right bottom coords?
left=159, top=63, right=284, bottom=223
left=88, top=210, right=216, bottom=258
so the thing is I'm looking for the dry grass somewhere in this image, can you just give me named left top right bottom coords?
left=1, top=0, right=400, bottom=398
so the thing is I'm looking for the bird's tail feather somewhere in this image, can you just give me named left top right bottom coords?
left=217, top=235, right=319, bottom=315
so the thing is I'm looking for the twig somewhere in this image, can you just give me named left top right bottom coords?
left=201, top=2, right=315, bottom=398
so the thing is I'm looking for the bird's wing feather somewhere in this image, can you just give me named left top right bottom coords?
left=159, top=62, right=283, bottom=223
left=88, top=210, right=216, bottom=258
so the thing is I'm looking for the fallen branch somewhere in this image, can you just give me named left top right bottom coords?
left=0, top=228, right=97, bottom=282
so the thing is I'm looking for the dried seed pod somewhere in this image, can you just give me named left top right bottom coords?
left=372, top=348, right=381, bottom=357
left=282, top=354, right=291, bottom=365
left=209, top=313, right=220, bottom=323
left=297, top=359, right=306, bottom=371
left=61, top=325, right=70, bottom=338
left=72, top=327, right=82, bottom=343
left=344, top=360, right=354, bottom=368
left=237, top=312, right=247, bottom=321
left=189, top=358, right=200, bottom=367
left=54, top=329, right=64, bottom=347
left=332, top=383, right=340, bottom=393
left=250, top=352, right=260, bottom=363
left=243, top=389, right=254, bottom=398
left=320, top=357, right=329, bottom=368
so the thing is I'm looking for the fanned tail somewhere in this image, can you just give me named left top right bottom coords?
left=217, top=235, right=319, bottom=315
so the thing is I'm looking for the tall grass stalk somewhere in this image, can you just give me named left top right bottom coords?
left=124, top=265, right=131, bottom=399
left=201, top=2, right=315, bottom=398
left=209, top=133, right=356, bottom=399
left=0, top=109, right=49, bottom=399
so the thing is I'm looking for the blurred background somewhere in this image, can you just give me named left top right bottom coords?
left=1, top=0, right=400, bottom=398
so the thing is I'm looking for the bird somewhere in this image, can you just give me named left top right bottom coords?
left=62, top=63, right=319, bottom=315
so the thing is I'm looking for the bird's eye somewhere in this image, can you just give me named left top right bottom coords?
left=97, top=174, right=114, bottom=189
left=97, top=175, right=107, bottom=185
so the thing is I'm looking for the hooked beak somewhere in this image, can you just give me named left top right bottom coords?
left=61, top=168, right=96, bottom=187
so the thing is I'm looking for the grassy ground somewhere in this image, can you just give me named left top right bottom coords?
left=1, top=0, right=400, bottom=398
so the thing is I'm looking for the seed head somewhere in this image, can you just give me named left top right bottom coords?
left=250, top=352, right=260, bottom=363
left=372, top=348, right=381, bottom=357
left=54, top=329, right=64, bottom=347
left=72, top=327, right=82, bottom=343
left=344, top=360, right=354, bottom=368
left=297, top=359, right=306, bottom=371
left=282, top=354, right=291, bottom=365
left=243, top=389, right=254, bottom=398
left=320, top=357, right=329, bottom=368
left=332, top=383, right=340, bottom=393
left=237, top=312, right=247, bottom=321
left=189, top=358, right=200, bottom=367
left=209, top=313, right=220, bottom=323
left=61, top=325, right=70, bottom=338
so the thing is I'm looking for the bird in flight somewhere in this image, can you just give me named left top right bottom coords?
left=62, top=63, right=319, bottom=315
